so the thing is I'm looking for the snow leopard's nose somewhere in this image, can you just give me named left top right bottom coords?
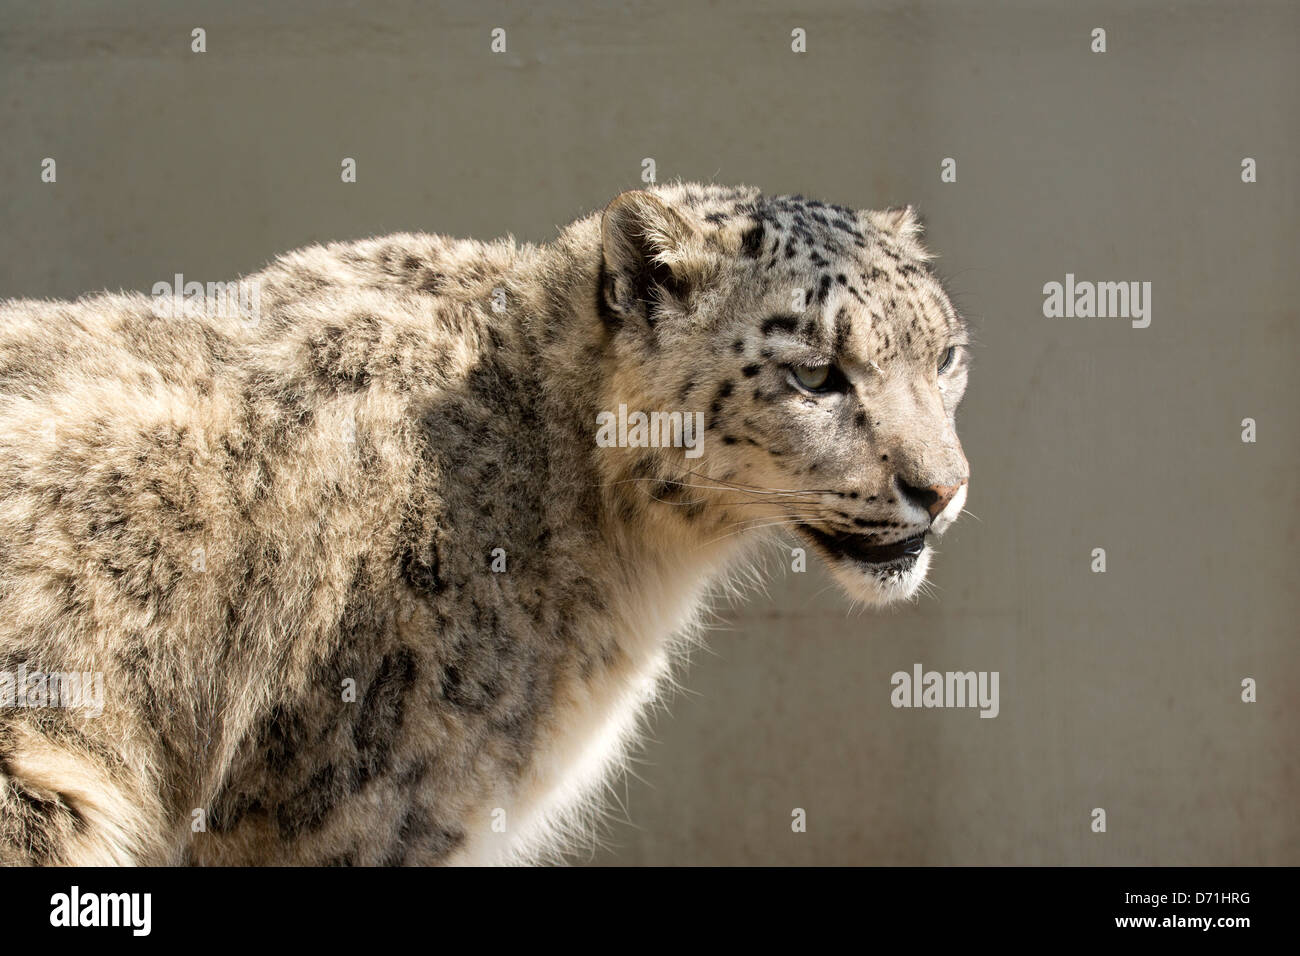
left=897, top=479, right=965, bottom=520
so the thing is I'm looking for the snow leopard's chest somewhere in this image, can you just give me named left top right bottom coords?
left=445, top=555, right=726, bottom=865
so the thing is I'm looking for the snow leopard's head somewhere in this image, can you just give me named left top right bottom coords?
left=595, top=184, right=969, bottom=606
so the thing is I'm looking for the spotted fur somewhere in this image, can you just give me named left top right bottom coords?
left=0, top=183, right=968, bottom=865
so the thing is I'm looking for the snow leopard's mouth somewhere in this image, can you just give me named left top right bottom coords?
left=799, top=526, right=927, bottom=570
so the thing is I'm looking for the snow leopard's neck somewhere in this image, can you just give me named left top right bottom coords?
left=443, top=226, right=756, bottom=863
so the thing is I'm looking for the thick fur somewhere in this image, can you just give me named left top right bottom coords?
left=0, top=183, right=968, bottom=865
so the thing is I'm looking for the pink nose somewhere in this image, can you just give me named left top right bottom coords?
left=898, top=479, right=965, bottom=519
left=924, top=483, right=963, bottom=518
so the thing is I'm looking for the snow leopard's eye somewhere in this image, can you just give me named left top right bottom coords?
left=937, top=346, right=957, bottom=374
left=789, top=363, right=844, bottom=394
left=793, top=364, right=828, bottom=390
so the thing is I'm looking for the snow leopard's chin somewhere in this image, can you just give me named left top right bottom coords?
left=827, top=543, right=933, bottom=606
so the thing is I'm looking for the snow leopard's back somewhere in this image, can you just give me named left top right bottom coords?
left=0, top=231, right=612, bottom=864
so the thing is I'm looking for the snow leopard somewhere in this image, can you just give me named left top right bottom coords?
left=0, top=182, right=969, bottom=865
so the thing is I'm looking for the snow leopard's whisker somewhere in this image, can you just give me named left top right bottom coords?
left=617, top=483, right=821, bottom=511
left=670, top=483, right=825, bottom=503
left=614, top=476, right=819, bottom=499
left=809, top=580, right=843, bottom=606
left=716, top=512, right=823, bottom=531
left=695, top=515, right=824, bottom=549
left=614, top=476, right=824, bottom=507
left=680, top=469, right=844, bottom=497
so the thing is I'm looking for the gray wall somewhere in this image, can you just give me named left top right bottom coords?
left=1, top=0, right=1295, bottom=865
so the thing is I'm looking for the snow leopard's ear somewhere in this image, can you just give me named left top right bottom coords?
left=599, top=190, right=699, bottom=326
left=862, top=205, right=931, bottom=260
left=863, top=205, right=923, bottom=240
